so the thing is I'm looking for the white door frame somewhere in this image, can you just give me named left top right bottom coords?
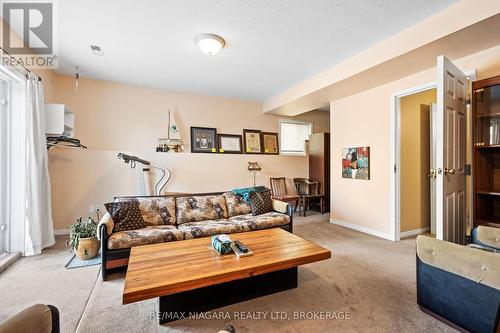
left=390, top=82, right=437, bottom=241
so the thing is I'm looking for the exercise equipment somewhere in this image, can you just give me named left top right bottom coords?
left=117, top=153, right=171, bottom=195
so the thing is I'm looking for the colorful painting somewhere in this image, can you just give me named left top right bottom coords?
left=342, top=147, right=370, bottom=180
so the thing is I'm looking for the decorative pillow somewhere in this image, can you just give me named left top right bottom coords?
left=248, top=190, right=273, bottom=216
left=105, top=201, right=147, bottom=232
left=176, top=195, right=228, bottom=224
left=223, top=192, right=252, bottom=217
left=114, top=196, right=176, bottom=225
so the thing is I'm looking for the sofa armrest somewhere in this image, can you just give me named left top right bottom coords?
left=97, top=213, right=114, bottom=241
left=272, top=199, right=293, bottom=233
left=0, top=304, right=59, bottom=333
left=272, top=199, right=289, bottom=214
left=472, top=226, right=500, bottom=250
left=416, top=235, right=500, bottom=290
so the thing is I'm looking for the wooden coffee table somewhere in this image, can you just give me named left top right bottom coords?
left=123, top=228, right=331, bottom=324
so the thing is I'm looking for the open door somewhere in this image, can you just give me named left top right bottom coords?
left=436, top=55, right=467, bottom=244
left=430, top=103, right=437, bottom=235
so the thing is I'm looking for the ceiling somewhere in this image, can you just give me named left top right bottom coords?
left=55, top=0, right=458, bottom=101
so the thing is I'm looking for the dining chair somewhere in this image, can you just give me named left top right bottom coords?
left=293, top=178, right=325, bottom=216
left=269, top=177, right=300, bottom=211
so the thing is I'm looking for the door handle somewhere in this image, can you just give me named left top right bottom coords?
left=444, top=168, right=456, bottom=175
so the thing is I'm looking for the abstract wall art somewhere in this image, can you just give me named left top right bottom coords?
left=342, top=147, right=370, bottom=180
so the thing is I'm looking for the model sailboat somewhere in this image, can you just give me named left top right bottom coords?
left=157, top=109, right=183, bottom=152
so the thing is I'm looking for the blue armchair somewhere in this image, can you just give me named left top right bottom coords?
left=416, top=235, right=500, bottom=333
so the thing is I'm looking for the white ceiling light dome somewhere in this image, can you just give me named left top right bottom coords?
left=195, top=33, right=225, bottom=55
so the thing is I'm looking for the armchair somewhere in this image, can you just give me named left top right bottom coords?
left=471, top=226, right=500, bottom=251
left=416, top=235, right=500, bottom=333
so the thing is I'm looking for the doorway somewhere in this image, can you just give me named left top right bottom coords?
left=399, top=88, right=437, bottom=239
left=392, top=83, right=437, bottom=241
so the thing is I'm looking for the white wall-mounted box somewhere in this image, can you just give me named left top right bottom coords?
left=45, top=104, right=74, bottom=137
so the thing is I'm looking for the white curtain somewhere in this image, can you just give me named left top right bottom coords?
left=24, top=74, right=55, bottom=255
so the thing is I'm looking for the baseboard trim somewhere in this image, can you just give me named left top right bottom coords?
left=400, top=227, right=430, bottom=239
left=54, top=228, right=70, bottom=236
left=330, top=218, right=393, bottom=241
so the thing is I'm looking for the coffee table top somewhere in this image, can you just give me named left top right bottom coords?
left=123, top=228, right=331, bottom=304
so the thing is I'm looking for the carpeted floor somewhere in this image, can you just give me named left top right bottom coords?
left=0, top=213, right=456, bottom=333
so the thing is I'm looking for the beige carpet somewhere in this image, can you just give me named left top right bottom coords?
left=0, top=214, right=456, bottom=333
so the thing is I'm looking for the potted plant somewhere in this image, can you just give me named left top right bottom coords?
left=70, top=217, right=99, bottom=260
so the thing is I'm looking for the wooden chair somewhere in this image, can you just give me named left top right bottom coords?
left=294, top=178, right=325, bottom=216
left=269, top=177, right=299, bottom=211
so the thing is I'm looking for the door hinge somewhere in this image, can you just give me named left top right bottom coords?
left=394, top=164, right=397, bottom=174
left=0, top=224, right=7, bottom=231
left=465, top=164, right=471, bottom=176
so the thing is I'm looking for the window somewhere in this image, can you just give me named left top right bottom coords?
left=279, top=120, right=312, bottom=155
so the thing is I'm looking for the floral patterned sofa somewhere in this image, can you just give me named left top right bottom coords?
left=97, top=191, right=293, bottom=280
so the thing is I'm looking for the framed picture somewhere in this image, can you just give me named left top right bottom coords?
left=190, top=127, right=217, bottom=153
left=261, top=132, right=279, bottom=155
left=342, top=147, right=370, bottom=180
left=243, top=129, right=262, bottom=154
left=217, top=134, right=243, bottom=154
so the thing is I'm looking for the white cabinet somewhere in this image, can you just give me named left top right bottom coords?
left=45, top=104, right=74, bottom=137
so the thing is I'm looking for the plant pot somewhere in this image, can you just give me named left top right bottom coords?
left=75, top=237, right=100, bottom=260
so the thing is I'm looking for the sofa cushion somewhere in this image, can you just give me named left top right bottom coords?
left=248, top=190, right=273, bottom=216
left=114, top=196, right=176, bottom=226
left=228, top=212, right=290, bottom=231
left=105, top=201, right=147, bottom=232
left=176, top=195, right=228, bottom=224
left=223, top=192, right=252, bottom=217
left=107, top=225, right=183, bottom=250
left=178, top=220, right=242, bottom=239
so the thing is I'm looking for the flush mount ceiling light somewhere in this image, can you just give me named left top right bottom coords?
left=195, top=33, right=225, bottom=55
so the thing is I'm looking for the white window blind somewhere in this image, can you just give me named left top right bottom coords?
left=279, top=120, right=312, bottom=155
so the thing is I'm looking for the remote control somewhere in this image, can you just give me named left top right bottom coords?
left=234, top=241, right=249, bottom=253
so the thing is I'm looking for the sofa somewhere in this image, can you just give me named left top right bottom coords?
left=416, top=235, right=500, bottom=333
left=98, top=191, right=293, bottom=281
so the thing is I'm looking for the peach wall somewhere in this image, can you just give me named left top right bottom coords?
left=292, top=110, right=330, bottom=134
left=330, top=44, right=500, bottom=238
left=48, top=76, right=309, bottom=230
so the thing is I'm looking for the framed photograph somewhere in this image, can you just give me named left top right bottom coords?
left=243, top=129, right=262, bottom=154
left=342, top=147, right=370, bottom=180
left=190, top=127, right=217, bottom=153
left=261, top=132, right=279, bottom=155
left=217, top=134, right=243, bottom=154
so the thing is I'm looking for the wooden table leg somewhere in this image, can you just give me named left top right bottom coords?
left=320, top=196, right=324, bottom=214
left=303, top=197, right=307, bottom=217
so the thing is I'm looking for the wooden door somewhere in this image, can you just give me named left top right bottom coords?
left=436, top=55, right=467, bottom=244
